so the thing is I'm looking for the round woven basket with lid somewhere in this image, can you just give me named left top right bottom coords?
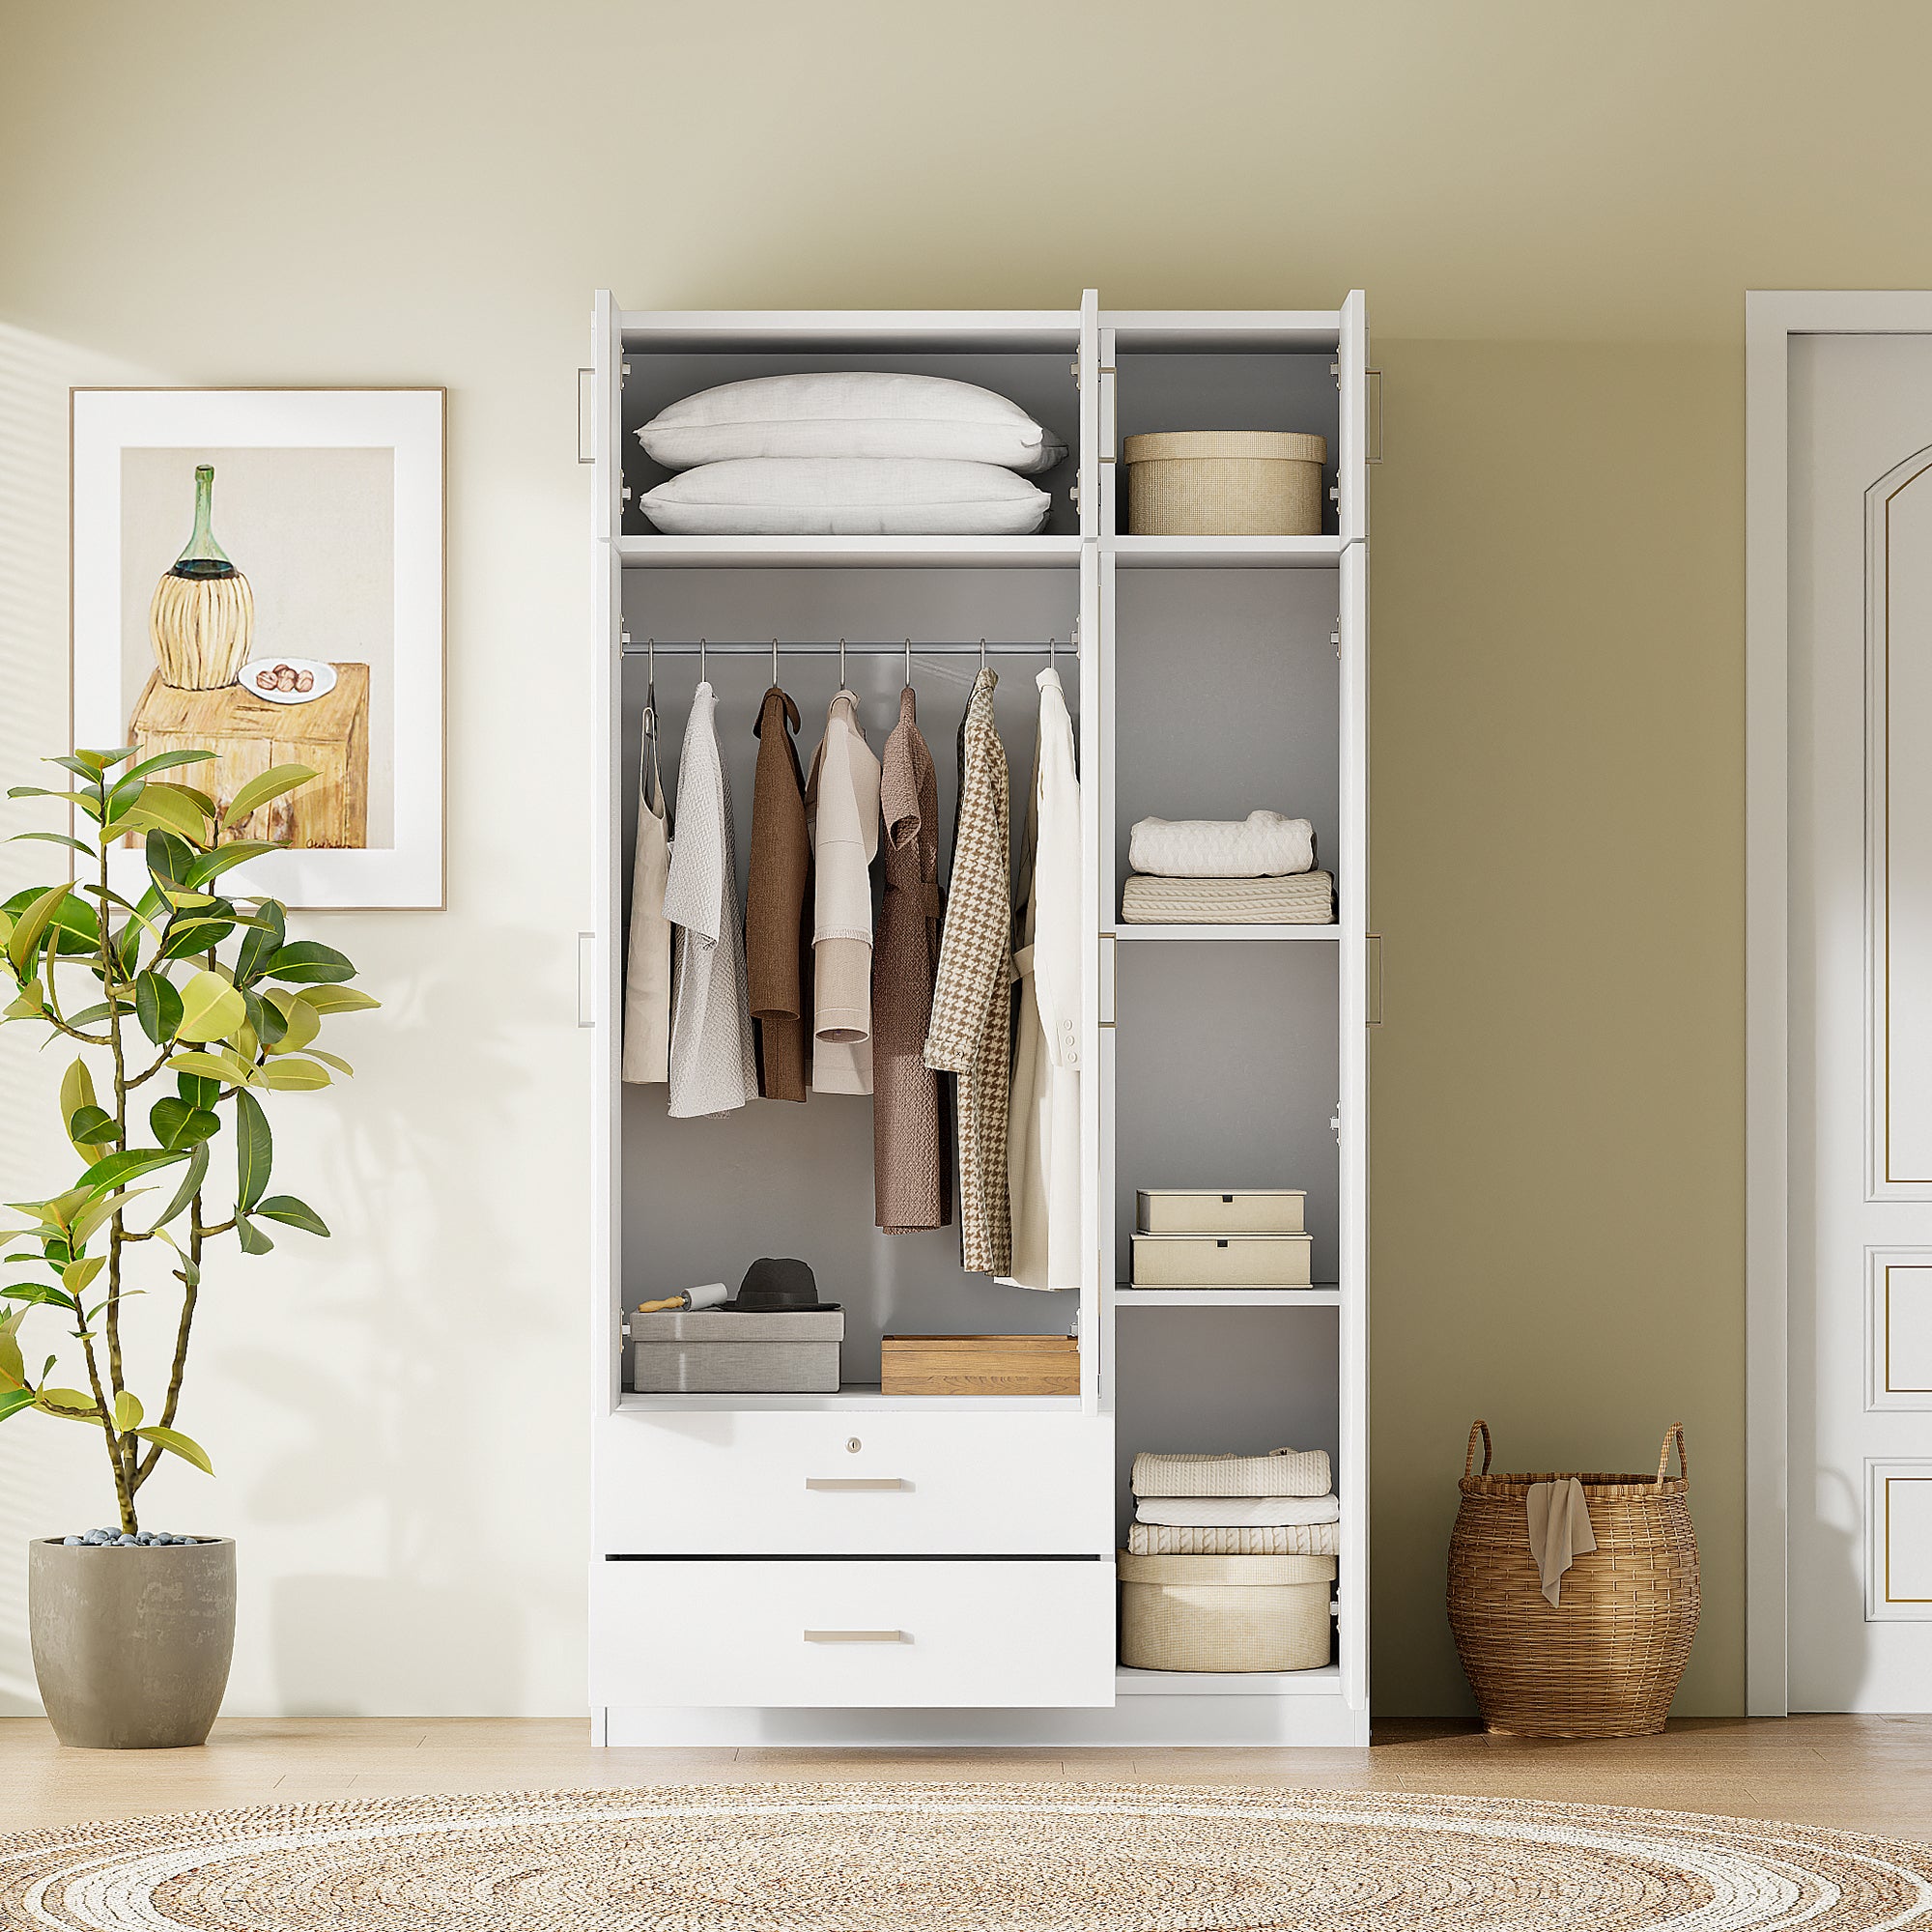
left=1446, top=1419, right=1699, bottom=1739
left=1122, top=430, right=1327, bottom=536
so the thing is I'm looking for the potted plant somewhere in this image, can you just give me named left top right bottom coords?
left=0, top=745, right=376, bottom=1747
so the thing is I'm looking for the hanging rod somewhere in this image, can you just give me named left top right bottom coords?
left=618, top=639, right=1063, bottom=657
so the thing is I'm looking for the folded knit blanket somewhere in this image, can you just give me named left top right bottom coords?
left=1134, top=1493, right=1340, bottom=1527
left=1132, top=1447, right=1332, bottom=1499
left=1121, top=871, right=1334, bottom=925
left=1127, top=1521, right=1339, bottom=1557
left=1128, top=811, right=1314, bottom=879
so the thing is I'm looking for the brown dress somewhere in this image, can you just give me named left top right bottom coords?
left=923, top=668, right=1012, bottom=1275
left=745, top=685, right=811, bottom=1102
left=873, top=686, right=952, bottom=1233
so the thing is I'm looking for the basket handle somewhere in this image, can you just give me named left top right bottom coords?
left=1463, top=1419, right=1492, bottom=1479
left=1656, top=1423, right=1689, bottom=1486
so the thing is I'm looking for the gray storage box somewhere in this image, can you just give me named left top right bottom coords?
left=628, top=1306, right=844, bottom=1394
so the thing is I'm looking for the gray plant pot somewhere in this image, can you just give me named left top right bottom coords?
left=28, top=1536, right=236, bottom=1749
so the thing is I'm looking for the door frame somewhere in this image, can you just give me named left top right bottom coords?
left=1746, top=290, right=1932, bottom=1717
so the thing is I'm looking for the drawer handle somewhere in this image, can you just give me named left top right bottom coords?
left=804, top=1629, right=907, bottom=1644
left=805, top=1477, right=908, bottom=1492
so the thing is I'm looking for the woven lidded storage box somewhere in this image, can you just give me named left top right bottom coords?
left=1123, top=431, right=1327, bottom=537
left=1446, top=1420, right=1700, bottom=1739
left=1130, top=1232, right=1312, bottom=1287
left=629, top=1307, right=843, bottom=1394
left=1119, top=1549, right=1335, bottom=1672
left=1137, top=1188, right=1306, bottom=1235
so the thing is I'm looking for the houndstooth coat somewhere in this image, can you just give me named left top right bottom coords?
left=923, top=668, right=1011, bottom=1274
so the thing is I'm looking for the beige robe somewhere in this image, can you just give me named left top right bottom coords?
left=620, top=703, right=671, bottom=1085
left=924, top=667, right=1011, bottom=1275
left=1008, top=668, right=1081, bottom=1289
left=805, top=689, right=880, bottom=1094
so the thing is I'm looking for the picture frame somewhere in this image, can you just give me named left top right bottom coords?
left=70, top=387, right=445, bottom=909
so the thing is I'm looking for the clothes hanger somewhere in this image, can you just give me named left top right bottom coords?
left=772, top=639, right=781, bottom=689
left=903, top=639, right=913, bottom=690
left=698, top=637, right=707, bottom=684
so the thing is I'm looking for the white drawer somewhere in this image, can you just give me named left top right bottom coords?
left=595, top=1410, right=1113, bottom=1555
left=591, top=1558, right=1115, bottom=1707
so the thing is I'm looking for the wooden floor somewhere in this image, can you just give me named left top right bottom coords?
left=5, top=1715, right=1932, bottom=1841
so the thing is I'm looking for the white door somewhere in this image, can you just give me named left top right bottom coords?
left=1789, top=332, right=1932, bottom=1708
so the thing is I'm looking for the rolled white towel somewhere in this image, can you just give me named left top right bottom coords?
left=1128, top=811, right=1314, bottom=879
left=1132, top=1447, right=1332, bottom=1499
left=1134, top=1493, right=1340, bottom=1527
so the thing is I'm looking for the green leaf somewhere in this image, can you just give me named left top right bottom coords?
left=168, top=1049, right=253, bottom=1086
left=121, top=782, right=213, bottom=842
left=158, top=915, right=239, bottom=961
left=134, top=970, right=185, bottom=1046
left=235, top=1089, right=272, bottom=1210
left=0, top=1388, right=36, bottom=1423
left=258, top=1057, right=331, bottom=1091
left=154, top=1225, right=201, bottom=1289
left=294, top=984, right=380, bottom=1016
left=176, top=1071, right=219, bottom=1110
left=222, top=764, right=314, bottom=828
left=143, top=829, right=196, bottom=889
left=67, top=1106, right=119, bottom=1148
left=264, top=990, right=319, bottom=1053
left=234, top=900, right=286, bottom=984
left=2, top=887, right=100, bottom=959
left=36, top=1388, right=100, bottom=1421
left=6, top=884, right=70, bottom=978
left=136, top=1424, right=213, bottom=1473
left=262, top=941, right=355, bottom=985
left=1, top=1284, right=77, bottom=1314
left=144, top=1141, right=209, bottom=1234
left=74, top=746, right=137, bottom=772
left=61, top=1059, right=111, bottom=1163
left=62, top=1256, right=104, bottom=1295
left=9, top=831, right=96, bottom=857
left=235, top=1212, right=274, bottom=1256
left=113, top=1389, right=143, bottom=1432
left=0, top=1308, right=24, bottom=1389
left=75, top=1146, right=186, bottom=1191
left=303, top=1047, right=354, bottom=1077
left=69, top=1188, right=149, bottom=1248
left=242, top=986, right=287, bottom=1047
left=6, top=786, right=98, bottom=811
left=150, top=1097, right=219, bottom=1150
left=52, top=751, right=109, bottom=777
left=252, top=1193, right=329, bottom=1237
left=184, top=841, right=283, bottom=888
left=4, top=980, right=45, bottom=1021
left=176, top=968, right=247, bottom=1043
left=119, top=749, right=216, bottom=786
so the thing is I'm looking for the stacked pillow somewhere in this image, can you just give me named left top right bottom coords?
left=636, top=372, right=1065, bottom=536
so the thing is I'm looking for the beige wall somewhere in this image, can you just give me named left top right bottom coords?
left=3, top=0, right=1929, bottom=1717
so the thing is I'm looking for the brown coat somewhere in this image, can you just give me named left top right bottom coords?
left=745, top=685, right=811, bottom=1102
left=923, top=668, right=1011, bottom=1274
left=873, top=686, right=952, bottom=1234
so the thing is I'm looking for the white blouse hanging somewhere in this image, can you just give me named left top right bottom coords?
left=663, top=682, right=756, bottom=1118
left=1007, top=665, right=1081, bottom=1291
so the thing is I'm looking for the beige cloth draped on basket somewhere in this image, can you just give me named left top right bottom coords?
left=1446, top=1418, right=1700, bottom=1739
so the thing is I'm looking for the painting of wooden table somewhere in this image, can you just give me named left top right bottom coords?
left=128, top=663, right=370, bottom=847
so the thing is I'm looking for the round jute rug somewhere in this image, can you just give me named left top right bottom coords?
left=4, top=1781, right=1930, bottom=1930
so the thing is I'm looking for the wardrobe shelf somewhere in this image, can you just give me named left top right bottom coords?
left=1107, top=923, right=1339, bottom=942
left=614, top=534, right=1083, bottom=571
left=616, top=1385, right=1086, bottom=1414
left=1115, top=1662, right=1342, bottom=1696
left=1113, top=1287, right=1342, bottom=1307
left=1105, top=535, right=1349, bottom=570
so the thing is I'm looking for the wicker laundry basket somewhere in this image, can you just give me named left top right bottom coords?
left=1446, top=1420, right=1699, bottom=1739
left=1119, top=1549, right=1334, bottom=1672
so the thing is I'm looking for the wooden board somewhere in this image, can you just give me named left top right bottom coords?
left=128, top=664, right=370, bottom=848
left=879, top=1334, right=1081, bottom=1397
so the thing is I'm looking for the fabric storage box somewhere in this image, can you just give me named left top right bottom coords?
left=880, top=1334, right=1079, bottom=1396
left=630, top=1307, right=843, bottom=1394
left=1137, top=1188, right=1305, bottom=1235
left=1119, top=1549, right=1336, bottom=1672
left=1130, top=1233, right=1313, bottom=1287
left=1123, top=431, right=1327, bottom=537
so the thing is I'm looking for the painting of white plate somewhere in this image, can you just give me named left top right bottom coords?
left=236, top=657, right=338, bottom=705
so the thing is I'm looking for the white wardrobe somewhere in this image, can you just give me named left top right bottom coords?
left=585, top=292, right=1372, bottom=1747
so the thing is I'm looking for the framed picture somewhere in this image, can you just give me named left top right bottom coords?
left=71, top=388, right=444, bottom=908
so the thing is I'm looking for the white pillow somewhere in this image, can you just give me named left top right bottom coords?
left=637, top=373, right=1068, bottom=473
left=639, top=458, right=1051, bottom=536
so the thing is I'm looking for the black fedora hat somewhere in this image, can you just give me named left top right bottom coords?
left=734, top=1257, right=820, bottom=1310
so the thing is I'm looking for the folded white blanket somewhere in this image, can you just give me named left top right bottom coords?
left=1132, top=1447, right=1332, bottom=1499
left=1127, top=1522, right=1340, bottom=1557
left=1129, top=811, right=1314, bottom=879
left=1134, top=1493, right=1340, bottom=1527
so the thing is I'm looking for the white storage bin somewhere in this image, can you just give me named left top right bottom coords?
left=1130, top=1233, right=1312, bottom=1287
left=1119, top=1549, right=1336, bottom=1671
left=1137, top=1188, right=1305, bottom=1235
